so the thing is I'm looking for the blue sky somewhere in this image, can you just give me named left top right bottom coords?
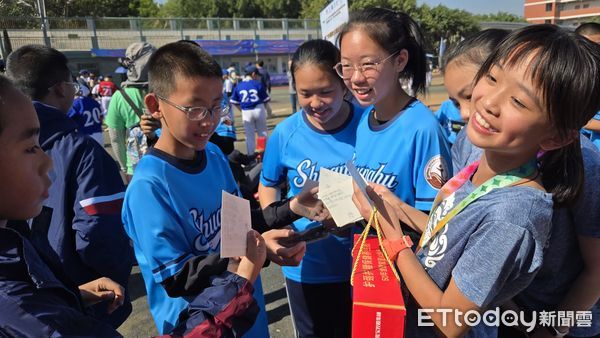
left=417, top=0, right=524, bottom=16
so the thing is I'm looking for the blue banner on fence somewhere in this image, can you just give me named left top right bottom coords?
left=91, top=49, right=126, bottom=57
left=91, top=39, right=304, bottom=58
left=254, top=40, right=304, bottom=54
left=194, top=40, right=254, bottom=55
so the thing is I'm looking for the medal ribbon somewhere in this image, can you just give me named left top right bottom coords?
left=417, top=158, right=537, bottom=251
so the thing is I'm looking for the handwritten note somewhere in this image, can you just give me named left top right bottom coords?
left=220, top=191, right=251, bottom=258
left=319, top=168, right=363, bottom=227
left=345, top=160, right=374, bottom=207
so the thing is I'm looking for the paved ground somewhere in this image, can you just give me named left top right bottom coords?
left=115, top=73, right=449, bottom=337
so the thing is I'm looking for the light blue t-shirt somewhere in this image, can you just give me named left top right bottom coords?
left=452, top=130, right=600, bottom=337
left=587, top=111, right=600, bottom=151
left=353, top=100, right=452, bottom=212
left=405, top=177, right=553, bottom=337
left=452, top=128, right=477, bottom=174
left=435, top=99, right=465, bottom=145
left=260, top=102, right=364, bottom=283
left=122, top=144, right=269, bottom=336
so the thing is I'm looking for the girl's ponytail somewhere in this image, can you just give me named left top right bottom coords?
left=396, top=11, right=427, bottom=96
left=539, top=139, right=583, bottom=206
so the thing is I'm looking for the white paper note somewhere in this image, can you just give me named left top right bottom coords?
left=319, top=168, right=363, bottom=227
left=345, top=160, right=374, bottom=207
left=220, top=191, right=251, bottom=258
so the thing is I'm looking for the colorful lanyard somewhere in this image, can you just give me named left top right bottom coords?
left=418, top=158, right=537, bottom=251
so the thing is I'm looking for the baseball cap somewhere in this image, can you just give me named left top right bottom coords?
left=244, top=65, right=258, bottom=75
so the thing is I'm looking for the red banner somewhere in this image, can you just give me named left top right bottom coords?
left=352, top=235, right=405, bottom=338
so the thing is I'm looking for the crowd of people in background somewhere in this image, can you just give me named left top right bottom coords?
left=0, top=10, right=598, bottom=338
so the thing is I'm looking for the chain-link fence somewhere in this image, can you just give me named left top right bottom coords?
left=1, top=16, right=321, bottom=53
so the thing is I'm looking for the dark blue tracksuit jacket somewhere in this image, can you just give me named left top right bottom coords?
left=0, top=226, right=258, bottom=337
left=8, top=101, right=134, bottom=327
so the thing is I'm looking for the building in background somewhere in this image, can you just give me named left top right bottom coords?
left=525, top=0, right=600, bottom=26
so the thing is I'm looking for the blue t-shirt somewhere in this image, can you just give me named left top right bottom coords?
left=587, top=111, right=600, bottom=151
left=67, top=96, right=103, bottom=135
left=405, top=178, right=553, bottom=337
left=122, top=144, right=269, bottom=336
left=451, top=128, right=477, bottom=174
left=452, top=131, right=600, bottom=337
left=260, top=103, right=364, bottom=283
left=353, top=100, right=452, bottom=212
left=230, top=78, right=270, bottom=110
left=434, top=99, right=465, bottom=145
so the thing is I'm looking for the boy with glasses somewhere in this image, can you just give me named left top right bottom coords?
left=122, top=41, right=306, bottom=336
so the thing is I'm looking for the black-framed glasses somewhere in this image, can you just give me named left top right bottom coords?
left=48, top=81, right=80, bottom=93
left=156, top=94, right=230, bottom=121
left=334, top=50, right=400, bottom=80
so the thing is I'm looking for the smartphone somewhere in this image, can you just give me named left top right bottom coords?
left=283, top=225, right=330, bottom=246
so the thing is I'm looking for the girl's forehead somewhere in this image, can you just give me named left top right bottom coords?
left=340, top=29, right=382, bottom=51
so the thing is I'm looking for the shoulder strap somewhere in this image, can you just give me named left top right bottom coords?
left=116, top=85, right=144, bottom=118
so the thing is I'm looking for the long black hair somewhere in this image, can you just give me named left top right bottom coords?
left=290, top=39, right=342, bottom=88
left=475, top=24, right=600, bottom=205
left=338, top=8, right=427, bottom=95
left=441, top=29, right=509, bottom=73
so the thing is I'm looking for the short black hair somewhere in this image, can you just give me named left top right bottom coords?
left=6, top=44, right=71, bottom=101
left=148, top=41, right=222, bottom=97
left=477, top=24, right=600, bottom=205
left=257, top=60, right=264, bottom=67
left=575, top=22, right=600, bottom=36
left=442, top=29, right=509, bottom=73
left=0, top=75, right=18, bottom=136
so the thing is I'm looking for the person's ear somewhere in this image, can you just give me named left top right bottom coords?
left=394, top=49, right=409, bottom=73
left=50, top=81, right=67, bottom=99
left=539, top=129, right=579, bottom=151
left=144, top=93, right=162, bottom=119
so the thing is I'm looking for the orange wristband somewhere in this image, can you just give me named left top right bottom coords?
left=382, top=236, right=413, bottom=261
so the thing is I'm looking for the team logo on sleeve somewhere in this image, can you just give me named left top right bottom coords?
left=424, top=155, right=449, bottom=189
left=190, top=208, right=221, bottom=254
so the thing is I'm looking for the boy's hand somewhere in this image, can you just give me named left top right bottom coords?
left=290, top=186, right=329, bottom=222
left=78, top=277, right=125, bottom=314
left=262, top=228, right=306, bottom=266
left=228, top=230, right=266, bottom=284
left=140, top=114, right=161, bottom=139
left=245, top=230, right=266, bottom=268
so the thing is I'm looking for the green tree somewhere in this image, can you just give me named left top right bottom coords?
left=160, top=0, right=219, bottom=17
left=254, top=0, right=301, bottom=18
left=414, top=4, right=479, bottom=55
left=475, top=11, right=525, bottom=22
left=135, top=0, right=160, bottom=17
left=301, top=0, right=416, bottom=19
left=1, top=0, right=141, bottom=17
left=300, top=0, right=329, bottom=18
left=0, top=0, right=37, bottom=17
left=350, top=0, right=416, bottom=14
